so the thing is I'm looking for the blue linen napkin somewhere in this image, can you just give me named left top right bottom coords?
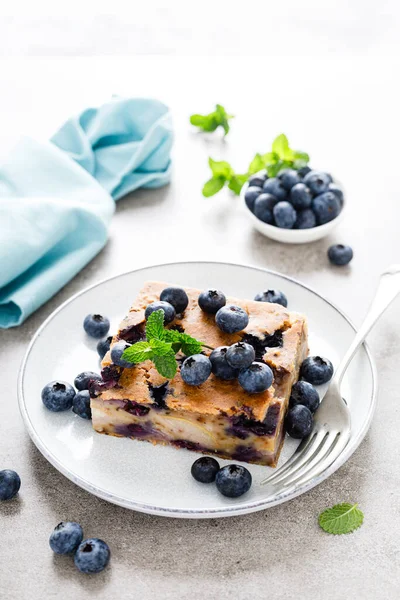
left=0, top=97, right=173, bottom=328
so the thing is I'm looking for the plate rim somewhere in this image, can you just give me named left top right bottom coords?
left=18, top=260, right=378, bottom=518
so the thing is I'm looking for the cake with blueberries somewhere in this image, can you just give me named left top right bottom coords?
left=89, top=281, right=308, bottom=467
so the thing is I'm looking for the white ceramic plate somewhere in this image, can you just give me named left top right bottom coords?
left=18, top=262, right=377, bottom=518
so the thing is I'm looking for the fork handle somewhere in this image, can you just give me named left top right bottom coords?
left=335, top=265, right=400, bottom=386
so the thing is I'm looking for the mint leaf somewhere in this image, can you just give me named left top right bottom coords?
left=228, top=173, right=248, bottom=195
left=145, top=309, right=165, bottom=341
left=215, top=104, right=234, bottom=135
left=248, top=153, right=265, bottom=175
left=293, top=150, right=310, bottom=163
left=190, top=105, right=233, bottom=135
left=318, top=503, right=364, bottom=535
left=150, top=338, right=173, bottom=356
left=164, top=329, right=183, bottom=353
left=122, top=341, right=153, bottom=363
left=202, top=176, right=226, bottom=197
left=272, top=134, right=294, bottom=160
left=180, top=333, right=203, bottom=356
left=208, top=157, right=234, bottom=179
left=153, top=352, right=178, bottom=379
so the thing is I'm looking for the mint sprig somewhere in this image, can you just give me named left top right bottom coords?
left=318, top=503, right=364, bottom=535
left=190, top=104, right=234, bottom=136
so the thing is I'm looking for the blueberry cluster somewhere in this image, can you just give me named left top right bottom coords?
left=191, top=457, right=252, bottom=498
left=41, top=369, right=104, bottom=419
left=245, top=168, right=343, bottom=230
left=49, top=521, right=110, bottom=574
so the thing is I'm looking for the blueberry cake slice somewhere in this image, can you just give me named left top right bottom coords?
left=90, top=282, right=308, bottom=467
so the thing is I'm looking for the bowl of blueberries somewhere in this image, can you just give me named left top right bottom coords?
left=242, top=166, right=345, bottom=244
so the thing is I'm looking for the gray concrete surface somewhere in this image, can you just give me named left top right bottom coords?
left=0, top=57, right=400, bottom=599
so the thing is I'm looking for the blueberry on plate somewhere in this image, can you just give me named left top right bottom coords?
left=74, top=538, right=110, bottom=574
left=244, top=186, right=263, bottom=211
left=72, top=390, right=92, bottom=420
left=110, top=340, right=134, bottom=369
left=286, top=405, right=313, bottom=439
left=160, top=286, right=189, bottom=313
left=96, top=336, right=112, bottom=359
left=328, top=244, right=353, bottom=266
left=328, top=183, right=344, bottom=206
left=145, top=301, right=176, bottom=324
left=181, top=354, right=212, bottom=386
left=74, top=371, right=102, bottom=391
left=215, top=464, right=252, bottom=498
left=253, top=194, right=276, bottom=224
left=278, top=168, right=301, bottom=191
left=273, top=201, right=297, bottom=229
left=294, top=208, right=317, bottom=229
left=297, top=165, right=312, bottom=178
left=49, top=521, right=83, bottom=555
left=198, top=289, right=226, bottom=314
left=0, top=469, right=21, bottom=501
left=248, top=172, right=267, bottom=188
left=312, top=192, right=341, bottom=225
left=301, top=356, right=334, bottom=385
left=83, top=314, right=110, bottom=339
left=41, top=381, right=75, bottom=412
left=215, top=305, right=249, bottom=334
left=263, top=177, right=287, bottom=201
left=238, top=362, right=273, bottom=393
left=303, top=170, right=331, bottom=195
left=226, top=342, right=255, bottom=369
left=254, top=289, right=288, bottom=307
left=289, top=381, right=320, bottom=413
left=290, top=183, right=313, bottom=210
left=191, top=457, right=220, bottom=483
left=209, top=346, right=239, bottom=380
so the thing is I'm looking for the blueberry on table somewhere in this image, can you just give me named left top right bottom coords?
left=238, top=362, right=273, bottom=393
left=273, top=201, right=297, bottom=229
left=312, top=192, right=341, bottom=225
left=210, top=346, right=239, bottom=380
left=83, top=314, right=110, bottom=339
left=248, top=173, right=267, bottom=188
left=215, top=464, right=252, bottom=498
left=198, top=289, right=226, bottom=314
left=215, top=305, right=249, bottom=334
left=244, top=186, right=263, bottom=211
left=327, top=183, right=344, bottom=206
left=226, top=342, right=255, bottom=369
left=286, top=405, right=313, bottom=439
left=49, top=522, right=83, bottom=555
left=254, top=289, right=288, bottom=307
left=0, top=469, right=21, bottom=501
left=263, top=177, right=288, bottom=201
left=328, top=244, right=353, bottom=266
left=110, top=340, right=134, bottom=369
left=294, top=208, right=317, bottom=229
left=74, top=371, right=102, bottom=391
left=289, top=381, right=320, bottom=413
left=72, top=390, right=92, bottom=420
left=145, top=301, right=176, bottom=324
left=74, top=538, right=110, bottom=574
left=290, top=183, right=313, bottom=210
left=301, top=356, right=334, bottom=385
left=297, top=165, right=312, bottom=178
left=253, top=194, right=276, bottom=224
left=96, top=336, right=112, bottom=359
left=278, top=168, right=301, bottom=191
left=160, top=286, right=189, bottom=313
left=303, top=171, right=331, bottom=195
left=41, top=381, right=75, bottom=412
left=191, top=457, right=220, bottom=483
left=181, top=354, right=212, bottom=386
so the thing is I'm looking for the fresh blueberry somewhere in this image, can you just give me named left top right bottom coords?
left=41, top=381, right=75, bottom=412
left=209, top=346, right=239, bottom=380
left=289, top=381, right=320, bottom=413
left=0, top=470, right=21, bottom=501
left=303, top=170, right=331, bottom=195
left=290, top=182, right=313, bottom=209
left=181, top=354, right=212, bottom=386
left=198, top=289, right=226, bottom=314
left=191, top=457, right=220, bottom=483
left=74, top=371, right=102, bottom=391
left=244, top=186, right=263, bottom=211
left=49, top=522, right=83, bottom=555
left=96, top=336, right=112, bottom=359
left=328, top=183, right=344, bottom=206
left=273, top=201, right=297, bottom=229
left=160, top=286, right=189, bottom=313
left=145, top=301, right=176, bottom=324
left=312, top=192, right=341, bottom=225
left=254, top=289, right=288, bottom=307
left=297, top=165, right=312, bottom=178
left=278, top=168, right=301, bottom=191
left=72, top=390, right=92, bottom=420
left=294, top=208, right=317, bottom=229
left=253, top=194, right=276, bottom=224
left=328, top=244, right=353, bottom=266
left=286, top=405, right=313, bottom=439
left=74, top=538, right=110, bottom=574
left=226, top=342, right=255, bottom=369
left=248, top=173, right=267, bottom=188
left=215, top=305, right=249, bottom=334
left=110, top=340, right=134, bottom=369
left=238, top=362, right=273, bottom=393
left=83, top=314, right=110, bottom=339
left=263, top=177, right=287, bottom=201
left=301, top=356, right=334, bottom=385
left=215, top=464, right=252, bottom=498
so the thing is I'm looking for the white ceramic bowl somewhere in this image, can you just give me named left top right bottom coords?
left=241, top=177, right=345, bottom=244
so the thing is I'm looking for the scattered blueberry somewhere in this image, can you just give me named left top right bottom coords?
left=301, top=356, right=334, bottom=385
left=248, top=173, right=267, bottom=188
left=294, top=208, right=317, bottom=229
left=191, top=457, right=220, bottom=483
left=215, top=304, right=249, bottom=334
left=145, top=301, right=176, bottom=324
left=297, top=165, right=312, bottom=177
left=328, top=244, right=353, bottom=266
left=263, top=177, right=287, bottom=200
left=96, top=336, right=112, bottom=359
left=303, top=170, right=331, bottom=195
left=209, top=346, right=239, bottom=380
left=285, top=405, right=313, bottom=439
left=289, top=381, right=320, bottom=413
left=244, top=186, right=262, bottom=211
left=328, top=183, right=344, bottom=206
left=312, top=192, right=341, bottom=225
left=254, top=289, right=288, bottom=307
left=0, top=469, right=21, bottom=501
left=181, top=354, right=212, bottom=386
left=226, top=342, right=255, bottom=369
left=198, top=289, right=226, bottom=314
left=83, top=314, right=110, bottom=339
left=110, top=341, right=134, bottom=369
left=273, top=201, right=297, bottom=229
left=238, top=362, right=273, bottom=393
left=290, top=183, right=313, bottom=210
left=278, top=168, right=301, bottom=191
left=72, top=390, right=92, bottom=420
left=41, top=381, right=75, bottom=412
left=49, top=522, right=83, bottom=554
left=215, top=464, right=252, bottom=498
left=74, top=538, right=110, bottom=574
left=160, top=286, right=189, bottom=313
left=253, top=194, right=275, bottom=224
left=74, top=371, right=102, bottom=391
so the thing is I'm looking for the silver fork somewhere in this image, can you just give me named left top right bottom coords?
left=260, top=264, right=400, bottom=491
